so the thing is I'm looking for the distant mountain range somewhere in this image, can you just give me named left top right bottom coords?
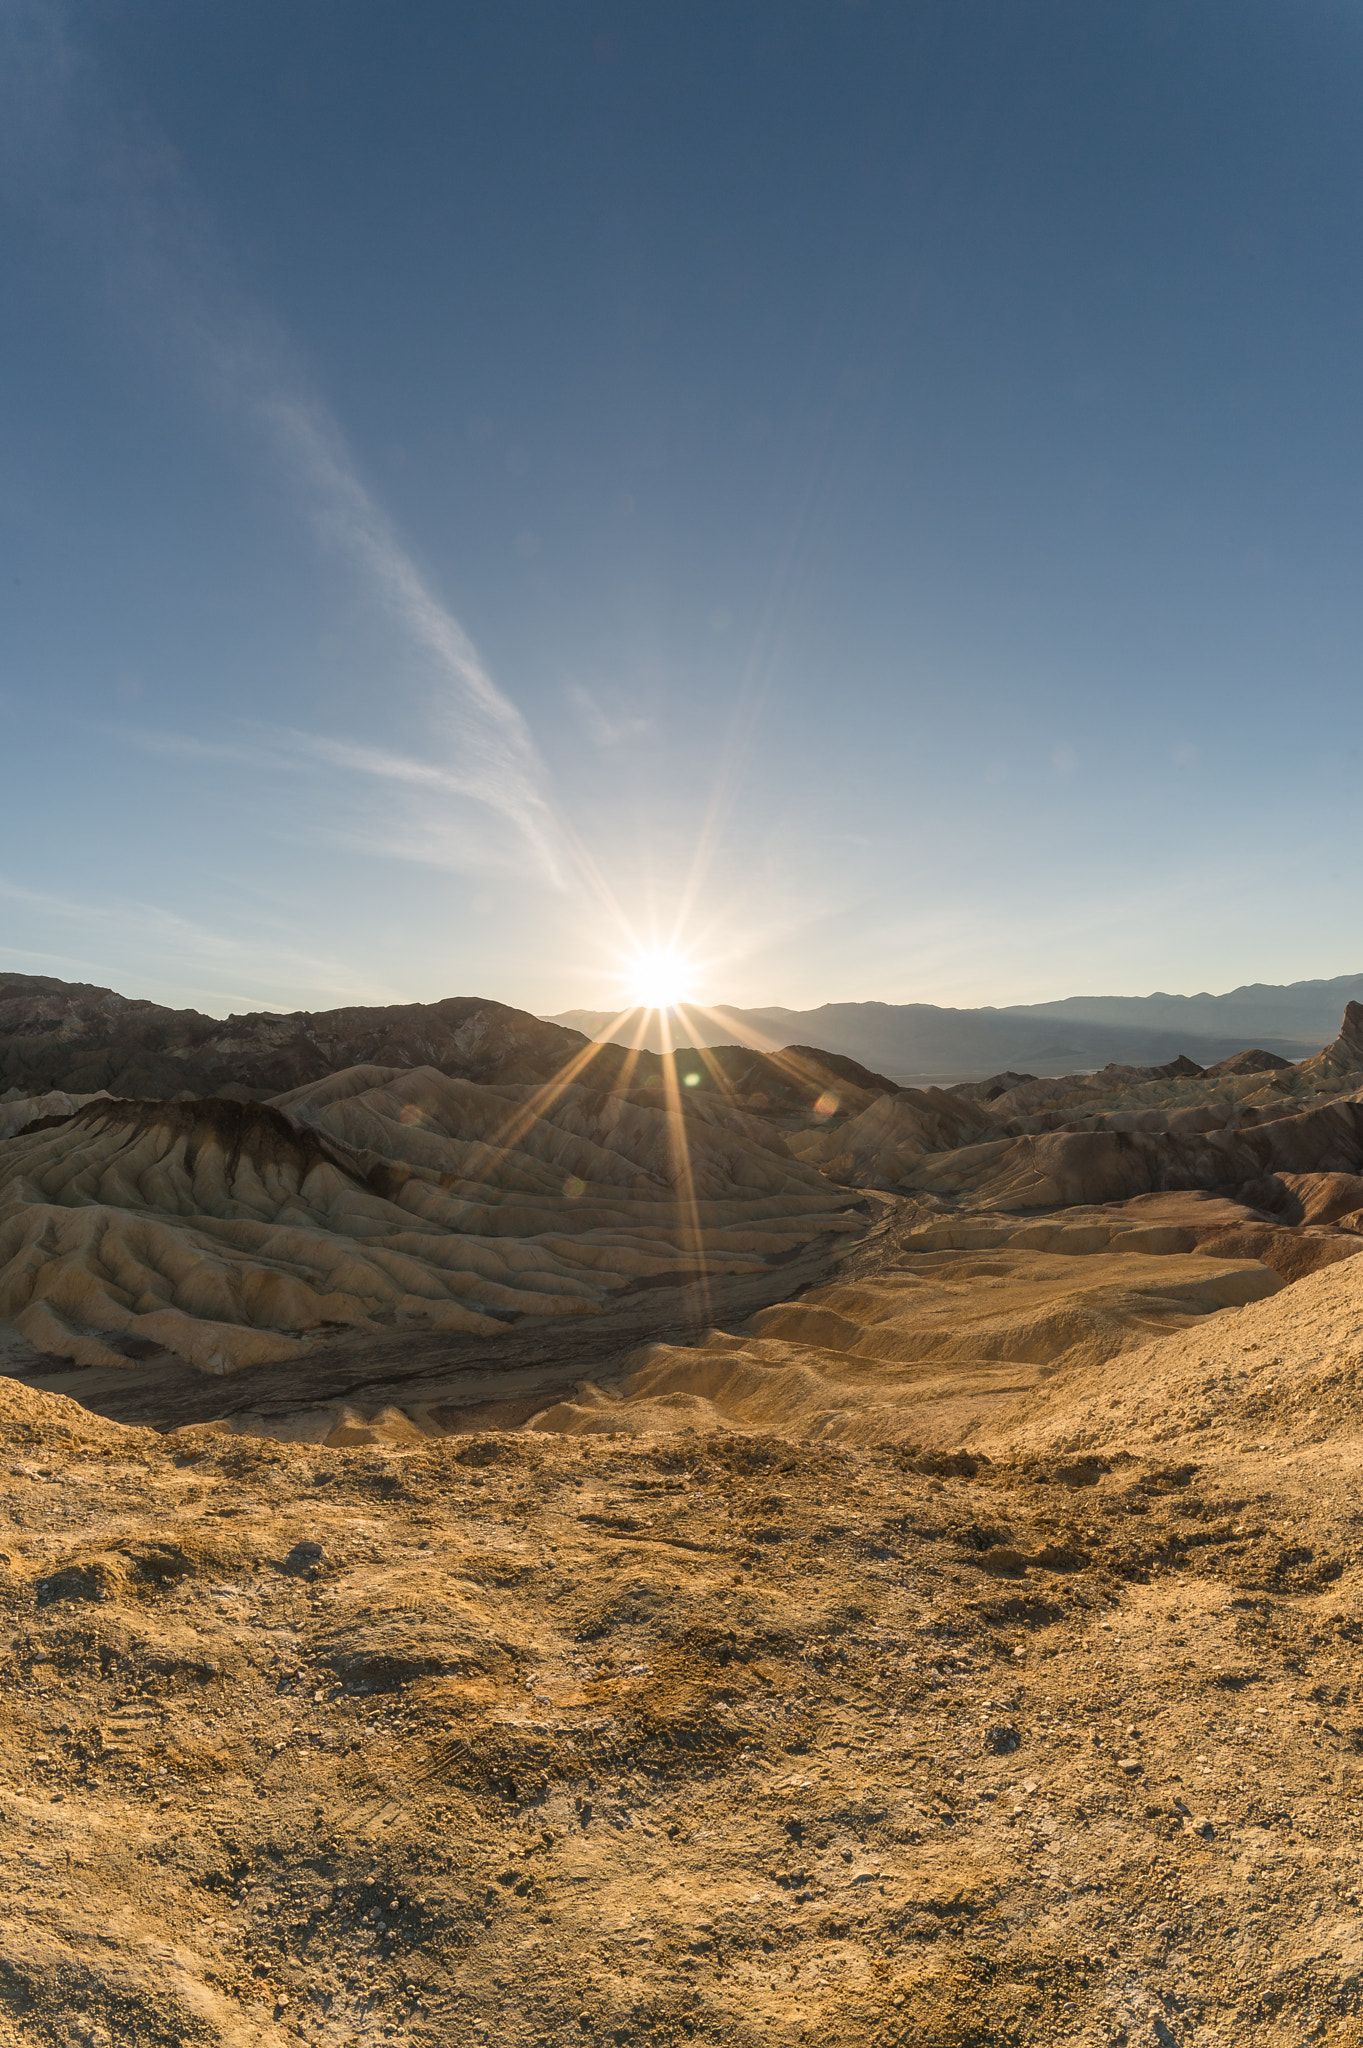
left=546, top=973, right=1363, bottom=1081
left=5, top=969, right=1359, bottom=1101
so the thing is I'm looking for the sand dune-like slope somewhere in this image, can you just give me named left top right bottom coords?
left=884, top=1187, right=1363, bottom=1286
left=525, top=1248, right=1281, bottom=1448
left=0, top=1073, right=861, bottom=1374
left=976, top=1239, right=1363, bottom=1462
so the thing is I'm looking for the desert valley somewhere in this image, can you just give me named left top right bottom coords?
left=0, top=971, right=1362, bottom=2046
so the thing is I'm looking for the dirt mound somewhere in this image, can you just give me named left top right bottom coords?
left=976, top=1241, right=1363, bottom=1461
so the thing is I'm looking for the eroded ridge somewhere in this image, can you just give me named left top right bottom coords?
left=0, top=1075, right=862, bottom=1373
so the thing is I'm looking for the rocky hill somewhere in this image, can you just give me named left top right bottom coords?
left=0, top=975, right=897, bottom=1120
left=0, top=975, right=596, bottom=1101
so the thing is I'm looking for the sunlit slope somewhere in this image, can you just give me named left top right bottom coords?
left=527, top=1247, right=1280, bottom=1447
left=0, top=1071, right=860, bottom=1372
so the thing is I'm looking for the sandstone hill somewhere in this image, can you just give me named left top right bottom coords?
left=793, top=1006, right=1363, bottom=1265
left=0, top=1071, right=862, bottom=1375
left=2, top=994, right=1362, bottom=1397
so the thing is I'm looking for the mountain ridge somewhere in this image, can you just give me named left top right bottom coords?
left=548, top=972, right=1363, bottom=1077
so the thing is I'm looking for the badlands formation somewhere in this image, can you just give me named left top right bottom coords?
left=1, top=983, right=1363, bottom=2044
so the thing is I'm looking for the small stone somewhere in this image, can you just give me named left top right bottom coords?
left=284, top=1540, right=325, bottom=1575
left=1118, top=1757, right=1142, bottom=1776
left=985, top=1724, right=1020, bottom=1755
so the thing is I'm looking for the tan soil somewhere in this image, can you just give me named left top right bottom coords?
left=3, top=1245, right=1363, bottom=2047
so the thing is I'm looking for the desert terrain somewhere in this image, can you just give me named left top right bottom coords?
left=2, top=979, right=1363, bottom=2045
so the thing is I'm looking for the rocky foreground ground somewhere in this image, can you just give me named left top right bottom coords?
left=4, top=1243, right=1363, bottom=2048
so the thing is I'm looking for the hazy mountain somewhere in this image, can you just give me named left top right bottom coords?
left=548, top=973, right=1363, bottom=1080
left=1008, top=974, right=1363, bottom=1043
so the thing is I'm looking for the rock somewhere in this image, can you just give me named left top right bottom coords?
left=283, top=1541, right=326, bottom=1575
left=984, top=1724, right=1020, bottom=1755
left=1299, top=1001, right=1363, bottom=1082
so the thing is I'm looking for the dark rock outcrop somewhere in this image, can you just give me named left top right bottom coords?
left=0, top=975, right=900, bottom=1120
left=1203, top=1047, right=1293, bottom=1078
left=0, top=975, right=599, bottom=1101
left=947, top=1071, right=1038, bottom=1104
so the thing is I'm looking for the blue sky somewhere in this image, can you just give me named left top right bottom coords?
left=1, top=0, right=1360, bottom=1018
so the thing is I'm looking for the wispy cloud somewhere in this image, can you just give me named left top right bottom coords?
left=103, top=722, right=559, bottom=879
left=0, top=876, right=404, bottom=1011
left=0, top=1, right=562, bottom=886
left=564, top=684, right=652, bottom=749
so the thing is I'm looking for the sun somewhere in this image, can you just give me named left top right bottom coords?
left=625, top=948, right=692, bottom=1011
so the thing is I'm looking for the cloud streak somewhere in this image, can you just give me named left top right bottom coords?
left=0, top=874, right=405, bottom=1011
left=103, top=722, right=559, bottom=880
left=0, top=0, right=562, bottom=886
